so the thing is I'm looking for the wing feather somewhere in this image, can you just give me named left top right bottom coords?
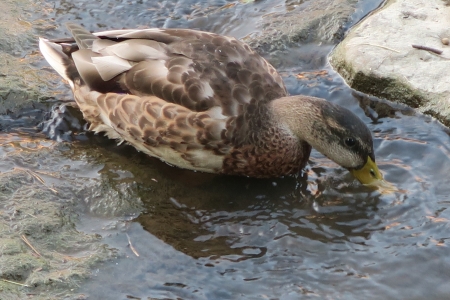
left=91, top=56, right=132, bottom=81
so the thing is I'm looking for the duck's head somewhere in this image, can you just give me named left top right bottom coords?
left=314, top=101, right=383, bottom=187
left=271, top=96, right=386, bottom=188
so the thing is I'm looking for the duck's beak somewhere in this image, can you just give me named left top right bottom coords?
left=349, top=156, right=391, bottom=189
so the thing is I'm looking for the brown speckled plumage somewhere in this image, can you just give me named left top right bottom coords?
left=39, top=23, right=379, bottom=179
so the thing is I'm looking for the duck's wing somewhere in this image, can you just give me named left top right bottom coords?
left=48, top=24, right=288, bottom=117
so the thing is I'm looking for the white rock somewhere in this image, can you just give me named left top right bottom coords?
left=330, top=0, right=450, bottom=126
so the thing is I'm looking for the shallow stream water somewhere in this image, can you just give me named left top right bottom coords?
left=3, top=0, right=450, bottom=299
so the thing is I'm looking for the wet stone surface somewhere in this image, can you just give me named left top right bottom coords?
left=330, top=0, right=450, bottom=126
left=2, top=0, right=450, bottom=299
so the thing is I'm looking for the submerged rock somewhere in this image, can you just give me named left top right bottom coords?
left=0, top=169, right=118, bottom=299
left=0, top=0, right=57, bottom=114
left=248, top=0, right=356, bottom=52
left=330, top=0, right=450, bottom=126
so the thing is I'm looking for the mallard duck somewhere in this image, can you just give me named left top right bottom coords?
left=39, top=23, right=384, bottom=186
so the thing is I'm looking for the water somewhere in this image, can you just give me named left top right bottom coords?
left=4, top=0, right=450, bottom=299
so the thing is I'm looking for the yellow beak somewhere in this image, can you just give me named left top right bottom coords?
left=349, top=157, right=396, bottom=192
left=350, top=156, right=384, bottom=187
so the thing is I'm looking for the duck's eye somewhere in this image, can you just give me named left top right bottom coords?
left=370, top=169, right=376, bottom=178
left=344, top=137, right=356, bottom=148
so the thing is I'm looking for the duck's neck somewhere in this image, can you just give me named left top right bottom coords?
left=269, top=96, right=327, bottom=148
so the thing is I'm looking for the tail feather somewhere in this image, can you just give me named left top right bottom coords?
left=65, top=23, right=99, bottom=50
left=39, top=26, right=127, bottom=94
left=39, top=38, right=73, bottom=85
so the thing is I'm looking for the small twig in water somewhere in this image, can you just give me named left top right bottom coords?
left=22, top=168, right=58, bottom=194
left=126, top=234, right=140, bottom=257
left=21, top=235, right=41, bottom=257
left=25, top=169, right=45, bottom=185
left=1, top=278, right=31, bottom=287
left=412, top=44, right=443, bottom=55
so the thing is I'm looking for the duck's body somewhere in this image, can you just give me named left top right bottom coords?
left=39, top=23, right=384, bottom=184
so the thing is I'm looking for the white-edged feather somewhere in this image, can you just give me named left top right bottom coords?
left=110, top=42, right=168, bottom=61
left=91, top=39, right=117, bottom=54
left=91, top=56, right=132, bottom=81
left=38, top=38, right=71, bottom=83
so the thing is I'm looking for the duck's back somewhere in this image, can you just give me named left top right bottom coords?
left=56, top=26, right=287, bottom=113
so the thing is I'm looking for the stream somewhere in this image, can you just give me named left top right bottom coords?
left=1, top=0, right=449, bottom=299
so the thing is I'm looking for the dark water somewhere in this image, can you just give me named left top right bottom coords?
left=6, top=0, right=450, bottom=299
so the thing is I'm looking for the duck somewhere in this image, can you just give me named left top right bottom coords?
left=39, top=23, right=385, bottom=187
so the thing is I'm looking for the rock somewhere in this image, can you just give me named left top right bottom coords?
left=248, top=0, right=356, bottom=53
left=330, top=0, right=450, bottom=126
left=0, top=0, right=61, bottom=114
